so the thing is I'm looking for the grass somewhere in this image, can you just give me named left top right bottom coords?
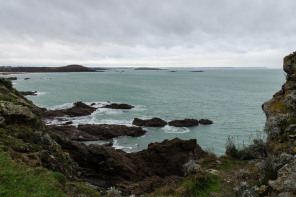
left=0, top=151, right=67, bottom=197
left=151, top=173, right=220, bottom=197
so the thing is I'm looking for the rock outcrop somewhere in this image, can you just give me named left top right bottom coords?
left=168, top=119, right=199, bottom=127
left=102, top=103, right=134, bottom=109
left=48, top=124, right=147, bottom=141
left=261, top=51, right=296, bottom=196
left=20, top=91, right=37, bottom=96
left=199, top=119, right=213, bottom=125
left=133, top=117, right=167, bottom=127
left=50, top=134, right=207, bottom=195
left=42, top=101, right=96, bottom=118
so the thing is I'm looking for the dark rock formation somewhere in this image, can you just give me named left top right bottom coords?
left=103, top=103, right=134, bottom=109
left=78, top=124, right=146, bottom=139
left=20, top=91, right=37, bottom=96
left=48, top=124, right=146, bottom=141
left=42, top=101, right=96, bottom=118
left=50, top=134, right=207, bottom=195
left=199, top=119, right=213, bottom=125
left=168, top=119, right=199, bottom=127
left=133, top=117, right=167, bottom=127
left=24, top=78, right=31, bottom=80
left=5, top=77, right=17, bottom=80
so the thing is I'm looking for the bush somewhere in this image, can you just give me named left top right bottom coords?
left=106, top=186, right=121, bottom=197
left=0, top=78, right=13, bottom=89
left=52, top=172, right=66, bottom=185
left=225, top=134, right=267, bottom=160
left=183, top=160, right=202, bottom=176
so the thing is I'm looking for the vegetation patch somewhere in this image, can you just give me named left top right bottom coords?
left=0, top=151, right=67, bottom=197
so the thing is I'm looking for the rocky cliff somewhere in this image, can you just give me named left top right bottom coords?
left=261, top=51, right=296, bottom=196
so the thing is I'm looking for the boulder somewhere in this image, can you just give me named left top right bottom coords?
left=133, top=117, right=167, bottom=127
left=42, top=101, right=96, bottom=118
left=103, top=103, right=134, bottom=109
left=168, top=119, right=199, bottom=127
left=199, top=119, right=213, bottom=125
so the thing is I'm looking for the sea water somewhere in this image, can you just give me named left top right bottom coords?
left=12, top=68, right=284, bottom=155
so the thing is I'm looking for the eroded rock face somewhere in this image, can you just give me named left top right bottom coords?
left=133, top=117, right=167, bottom=127
left=42, top=101, right=96, bottom=118
left=50, top=134, right=207, bottom=195
left=262, top=51, right=296, bottom=195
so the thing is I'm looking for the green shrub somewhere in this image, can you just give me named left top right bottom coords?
left=0, top=78, right=13, bottom=89
left=52, top=172, right=66, bottom=185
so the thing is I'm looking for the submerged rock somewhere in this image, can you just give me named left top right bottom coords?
left=168, top=119, right=199, bottom=127
left=102, top=103, right=134, bottom=109
left=133, top=117, right=167, bottom=127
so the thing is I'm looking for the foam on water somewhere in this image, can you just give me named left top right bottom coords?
left=162, top=125, right=190, bottom=134
left=112, top=139, right=138, bottom=153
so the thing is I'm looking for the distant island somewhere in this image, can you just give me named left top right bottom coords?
left=134, top=67, right=163, bottom=70
left=0, top=65, right=97, bottom=73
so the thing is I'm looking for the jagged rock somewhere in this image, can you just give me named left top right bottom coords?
left=0, top=101, right=37, bottom=125
left=50, top=135, right=207, bottom=195
left=103, top=103, right=134, bottom=109
left=78, top=124, right=146, bottom=139
left=133, top=117, right=167, bottom=127
left=168, top=119, right=199, bottom=127
left=48, top=124, right=147, bottom=141
left=199, top=119, right=213, bottom=125
left=48, top=125, right=101, bottom=141
left=268, top=157, right=296, bottom=195
left=42, top=101, right=96, bottom=118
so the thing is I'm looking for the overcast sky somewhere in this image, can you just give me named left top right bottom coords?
left=0, top=0, right=295, bottom=68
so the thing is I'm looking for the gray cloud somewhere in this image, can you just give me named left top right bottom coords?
left=0, top=0, right=295, bottom=67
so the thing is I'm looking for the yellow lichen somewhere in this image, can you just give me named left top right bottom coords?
left=267, top=90, right=291, bottom=114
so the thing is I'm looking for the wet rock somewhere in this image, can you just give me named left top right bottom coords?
left=168, top=118, right=199, bottom=127
left=103, top=103, right=134, bottom=109
left=199, top=119, right=213, bottom=125
left=133, top=117, right=167, bottom=127
left=5, top=77, right=17, bottom=80
left=48, top=124, right=147, bottom=141
left=48, top=125, right=101, bottom=141
left=78, top=124, right=147, bottom=139
left=42, top=101, right=96, bottom=118
left=20, top=91, right=37, bottom=96
left=24, top=78, right=31, bottom=80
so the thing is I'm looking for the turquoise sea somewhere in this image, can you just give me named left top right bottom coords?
left=12, top=68, right=284, bottom=155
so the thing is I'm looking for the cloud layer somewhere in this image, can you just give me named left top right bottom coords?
left=0, top=0, right=295, bottom=67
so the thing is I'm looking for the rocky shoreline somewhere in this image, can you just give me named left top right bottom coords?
left=1, top=52, right=296, bottom=196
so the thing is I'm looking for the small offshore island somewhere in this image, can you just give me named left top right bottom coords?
left=0, top=52, right=296, bottom=196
